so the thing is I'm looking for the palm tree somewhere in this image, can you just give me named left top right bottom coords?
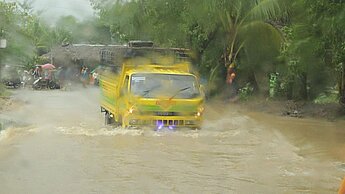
left=209, top=0, right=286, bottom=92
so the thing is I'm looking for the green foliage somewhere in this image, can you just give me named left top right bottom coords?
left=0, top=2, right=17, bottom=38
left=0, top=1, right=110, bottom=73
left=279, top=0, right=345, bottom=101
left=91, top=0, right=286, bottom=95
left=55, top=16, right=111, bottom=44
left=0, top=1, right=35, bottom=71
left=269, top=73, right=280, bottom=98
left=314, top=92, right=338, bottom=104
left=0, top=83, right=11, bottom=97
left=239, top=83, right=254, bottom=101
left=2, top=0, right=344, bottom=105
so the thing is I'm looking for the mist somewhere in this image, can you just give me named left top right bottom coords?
left=7, top=0, right=95, bottom=24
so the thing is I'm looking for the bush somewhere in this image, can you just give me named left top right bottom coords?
left=239, top=83, right=254, bottom=101
left=0, top=83, right=11, bottom=97
left=313, top=91, right=338, bottom=104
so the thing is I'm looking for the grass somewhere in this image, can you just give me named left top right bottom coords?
left=0, top=83, right=11, bottom=98
left=313, top=91, right=339, bottom=104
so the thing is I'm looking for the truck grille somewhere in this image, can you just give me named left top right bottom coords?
left=155, top=119, right=184, bottom=126
left=129, top=119, right=197, bottom=127
left=141, top=111, right=196, bottom=116
left=154, top=112, right=179, bottom=116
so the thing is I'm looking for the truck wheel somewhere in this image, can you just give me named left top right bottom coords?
left=114, top=115, right=122, bottom=127
left=105, top=112, right=114, bottom=125
left=120, top=115, right=127, bottom=128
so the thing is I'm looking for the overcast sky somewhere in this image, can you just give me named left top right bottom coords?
left=7, top=0, right=95, bottom=24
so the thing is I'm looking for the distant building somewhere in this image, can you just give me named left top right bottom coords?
left=43, top=44, right=127, bottom=69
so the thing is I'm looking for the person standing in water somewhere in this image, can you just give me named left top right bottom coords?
left=80, top=66, right=89, bottom=88
left=226, top=63, right=237, bottom=101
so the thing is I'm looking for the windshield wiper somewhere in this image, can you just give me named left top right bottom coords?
left=142, top=85, right=161, bottom=97
left=169, top=87, right=190, bottom=99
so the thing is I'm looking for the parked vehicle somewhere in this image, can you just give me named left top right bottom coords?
left=32, top=69, right=61, bottom=91
left=0, top=65, right=22, bottom=89
left=2, top=79, right=21, bottom=88
left=20, top=70, right=34, bottom=88
left=32, top=77, right=60, bottom=90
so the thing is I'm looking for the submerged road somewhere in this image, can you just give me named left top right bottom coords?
left=0, top=88, right=344, bottom=193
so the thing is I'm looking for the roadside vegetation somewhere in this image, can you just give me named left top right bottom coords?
left=0, top=83, right=10, bottom=97
left=1, top=0, right=344, bottom=115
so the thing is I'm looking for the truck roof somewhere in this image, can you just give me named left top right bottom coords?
left=121, top=52, right=193, bottom=75
left=125, top=64, right=195, bottom=76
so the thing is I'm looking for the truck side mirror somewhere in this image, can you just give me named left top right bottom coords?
left=200, top=85, right=206, bottom=98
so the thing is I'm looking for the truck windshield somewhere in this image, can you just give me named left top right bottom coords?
left=130, top=73, right=200, bottom=99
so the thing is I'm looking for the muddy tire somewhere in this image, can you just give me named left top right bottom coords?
left=114, top=115, right=122, bottom=127
left=49, top=83, right=56, bottom=89
left=120, top=115, right=127, bottom=128
left=105, top=112, right=114, bottom=125
left=33, top=84, right=42, bottom=90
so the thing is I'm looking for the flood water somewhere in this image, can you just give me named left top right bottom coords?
left=0, top=88, right=344, bottom=193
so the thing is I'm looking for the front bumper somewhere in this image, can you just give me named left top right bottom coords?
left=125, top=115, right=202, bottom=128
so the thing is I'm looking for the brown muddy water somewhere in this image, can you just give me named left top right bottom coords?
left=0, top=88, right=344, bottom=194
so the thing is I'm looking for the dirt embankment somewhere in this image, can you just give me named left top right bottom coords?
left=0, top=97, right=11, bottom=112
left=0, top=96, right=24, bottom=115
left=0, top=96, right=23, bottom=113
left=235, top=97, right=345, bottom=121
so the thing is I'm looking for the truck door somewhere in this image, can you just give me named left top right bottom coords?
left=117, top=75, right=130, bottom=117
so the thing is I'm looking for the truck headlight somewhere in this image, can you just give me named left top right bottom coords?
left=196, top=106, right=204, bottom=117
left=128, top=106, right=137, bottom=114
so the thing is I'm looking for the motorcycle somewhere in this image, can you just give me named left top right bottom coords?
left=32, top=77, right=60, bottom=90
left=20, top=70, right=33, bottom=88
left=0, top=65, right=21, bottom=89
left=2, top=79, right=21, bottom=89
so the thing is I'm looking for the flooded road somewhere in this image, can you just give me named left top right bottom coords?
left=0, top=88, right=344, bottom=193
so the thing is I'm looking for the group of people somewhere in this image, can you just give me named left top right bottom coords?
left=32, top=65, right=54, bottom=89
left=80, top=66, right=99, bottom=88
left=26, top=65, right=100, bottom=89
left=30, top=65, right=69, bottom=89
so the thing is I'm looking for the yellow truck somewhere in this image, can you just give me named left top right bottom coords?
left=99, top=42, right=205, bottom=130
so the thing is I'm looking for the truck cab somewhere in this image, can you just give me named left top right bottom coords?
left=99, top=42, right=204, bottom=129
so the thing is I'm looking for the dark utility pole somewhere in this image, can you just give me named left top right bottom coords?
left=341, top=63, right=345, bottom=105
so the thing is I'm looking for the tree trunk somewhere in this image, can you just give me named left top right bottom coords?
left=286, top=80, right=293, bottom=100
left=248, top=69, right=259, bottom=94
left=340, top=63, right=345, bottom=104
left=300, top=72, right=308, bottom=100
